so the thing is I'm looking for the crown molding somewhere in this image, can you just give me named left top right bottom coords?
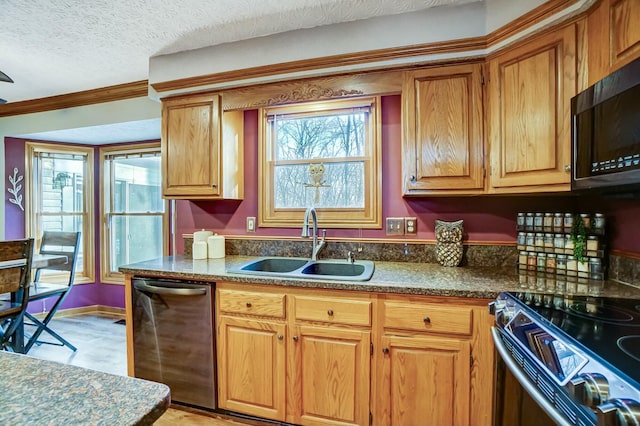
left=0, top=80, right=149, bottom=117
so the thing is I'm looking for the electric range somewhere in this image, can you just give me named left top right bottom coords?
left=491, top=282, right=640, bottom=426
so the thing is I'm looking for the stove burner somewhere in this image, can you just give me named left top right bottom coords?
left=618, top=336, right=640, bottom=363
left=569, top=302, right=637, bottom=324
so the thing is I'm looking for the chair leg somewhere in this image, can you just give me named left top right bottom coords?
left=24, top=311, right=77, bottom=353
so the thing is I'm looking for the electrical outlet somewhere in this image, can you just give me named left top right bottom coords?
left=386, top=217, right=405, bottom=235
left=246, top=217, right=256, bottom=233
left=405, top=217, right=417, bottom=235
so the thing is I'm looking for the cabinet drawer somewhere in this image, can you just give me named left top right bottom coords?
left=218, top=289, right=286, bottom=318
left=293, top=295, right=371, bottom=327
left=384, top=301, right=472, bottom=336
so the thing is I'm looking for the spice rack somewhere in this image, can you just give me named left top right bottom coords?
left=516, top=212, right=606, bottom=281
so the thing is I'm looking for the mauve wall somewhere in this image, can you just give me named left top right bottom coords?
left=175, top=95, right=640, bottom=254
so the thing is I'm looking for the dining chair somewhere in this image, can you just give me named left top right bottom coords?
left=23, top=231, right=80, bottom=353
left=0, top=238, right=34, bottom=351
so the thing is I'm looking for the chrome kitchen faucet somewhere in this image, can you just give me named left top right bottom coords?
left=301, top=207, right=326, bottom=261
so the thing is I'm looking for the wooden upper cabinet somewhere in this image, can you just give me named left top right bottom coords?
left=161, top=93, right=244, bottom=199
left=403, top=63, right=485, bottom=195
left=487, top=24, right=576, bottom=193
left=587, top=0, right=640, bottom=86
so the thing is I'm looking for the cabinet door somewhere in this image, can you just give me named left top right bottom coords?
left=587, top=0, right=640, bottom=86
left=403, top=63, right=485, bottom=195
left=217, top=315, right=286, bottom=421
left=161, top=93, right=221, bottom=198
left=487, top=25, right=576, bottom=192
left=290, top=325, right=371, bottom=426
left=379, top=334, right=471, bottom=426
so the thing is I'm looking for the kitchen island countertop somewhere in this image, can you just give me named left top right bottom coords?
left=120, top=255, right=640, bottom=300
left=0, top=352, right=170, bottom=425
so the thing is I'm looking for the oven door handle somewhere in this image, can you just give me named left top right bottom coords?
left=491, top=327, right=572, bottom=426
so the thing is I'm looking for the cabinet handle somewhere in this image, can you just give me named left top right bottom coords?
left=277, top=334, right=283, bottom=340
left=293, top=335, right=299, bottom=342
left=423, top=316, right=431, bottom=324
left=246, top=302, right=252, bottom=308
left=327, top=309, right=334, bottom=316
left=382, top=348, right=389, bottom=354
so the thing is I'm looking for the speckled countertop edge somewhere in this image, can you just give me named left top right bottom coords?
left=120, top=255, right=640, bottom=300
left=0, top=352, right=170, bottom=426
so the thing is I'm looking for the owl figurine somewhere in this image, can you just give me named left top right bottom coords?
left=435, top=219, right=464, bottom=267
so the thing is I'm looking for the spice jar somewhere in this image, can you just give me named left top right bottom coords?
left=563, top=213, right=574, bottom=233
left=556, top=254, right=567, bottom=275
left=546, top=253, right=557, bottom=273
left=537, top=252, right=547, bottom=272
left=586, top=236, right=599, bottom=255
left=577, top=259, right=589, bottom=278
left=565, top=234, right=575, bottom=255
left=544, top=233, right=554, bottom=251
left=567, top=255, right=578, bottom=276
left=534, top=233, right=545, bottom=250
left=526, top=233, right=535, bottom=251
left=534, top=213, right=544, bottom=232
left=580, top=213, right=591, bottom=230
left=593, top=213, right=605, bottom=234
left=554, top=233, right=565, bottom=254
left=543, top=213, right=553, bottom=232
left=553, top=213, right=564, bottom=232
left=525, top=213, right=534, bottom=231
left=527, top=252, right=537, bottom=271
left=519, top=251, right=528, bottom=268
left=517, top=232, right=526, bottom=250
left=517, top=212, right=525, bottom=230
left=589, top=257, right=602, bottom=280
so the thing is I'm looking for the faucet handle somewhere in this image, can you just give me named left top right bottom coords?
left=347, top=251, right=355, bottom=263
left=321, top=229, right=326, bottom=240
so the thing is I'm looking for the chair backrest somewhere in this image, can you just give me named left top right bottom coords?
left=35, top=232, right=81, bottom=285
left=0, top=238, right=34, bottom=317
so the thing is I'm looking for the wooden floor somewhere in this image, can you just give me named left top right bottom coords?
left=24, top=313, right=275, bottom=425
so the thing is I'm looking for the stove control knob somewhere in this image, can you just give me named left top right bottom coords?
left=596, top=398, right=640, bottom=426
left=568, top=373, right=609, bottom=408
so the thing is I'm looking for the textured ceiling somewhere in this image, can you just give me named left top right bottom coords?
left=0, top=0, right=478, bottom=104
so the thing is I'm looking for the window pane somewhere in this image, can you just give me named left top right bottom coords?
left=274, top=112, right=367, bottom=161
left=110, top=215, right=163, bottom=271
left=112, top=157, right=163, bottom=213
left=274, top=161, right=364, bottom=208
left=41, top=157, right=84, bottom=213
left=40, top=215, right=84, bottom=274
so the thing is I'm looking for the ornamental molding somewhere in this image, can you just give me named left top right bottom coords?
left=255, top=83, right=363, bottom=107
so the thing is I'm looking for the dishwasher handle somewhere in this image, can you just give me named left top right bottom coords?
left=133, top=279, right=208, bottom=296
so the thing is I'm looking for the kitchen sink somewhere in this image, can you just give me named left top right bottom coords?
left=229, top=257, right=375, bottom=281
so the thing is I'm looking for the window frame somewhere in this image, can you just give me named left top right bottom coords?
left=258, top=96, right=382, bottom=229
left=99, top=142, right=169, bottom=284
left=25, top=142, right=95, bottom=284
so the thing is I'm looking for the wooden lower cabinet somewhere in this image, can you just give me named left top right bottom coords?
left=291, top=325, right=371, bottom=426
left=216, top=315, right=286, bottom=420
left=216, top=283, right=494, bottom=426
left=379, top=335, right=471, bottom=426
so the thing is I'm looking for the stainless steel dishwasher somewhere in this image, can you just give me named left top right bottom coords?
left=131, top=277, right=216, bottom=410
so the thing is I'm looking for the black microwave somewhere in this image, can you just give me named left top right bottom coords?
left=571, top=56, right=640, bottom=194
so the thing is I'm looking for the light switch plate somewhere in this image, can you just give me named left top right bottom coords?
left=386, top=217, right=405, bottom=235
left=405, top=217, right=417, bottom=235
left=246, top=217, right=256, bottom=232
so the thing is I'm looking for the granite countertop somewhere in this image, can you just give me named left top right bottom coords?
left=120, top=255, right=640, bottom=299
left=0, top=352, right=170, bottom=425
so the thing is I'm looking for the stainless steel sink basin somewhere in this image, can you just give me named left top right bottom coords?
left=230, top=257, right=375, bottom=281
left=239, top=257, right=308, bottom=273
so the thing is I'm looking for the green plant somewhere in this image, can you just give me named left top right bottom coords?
left=571, top=215, right=587, bottom=262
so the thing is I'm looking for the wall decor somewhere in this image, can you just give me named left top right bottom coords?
left=7, top=167, right=24, bottom=211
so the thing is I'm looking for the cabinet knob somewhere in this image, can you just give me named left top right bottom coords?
left=423, top=316, right=431, bottom=324
left=327, top=309, right=334, bottom=316
left=382, top=347, right=389, bottom=354
left=246, top=302, right=252, bottom=308
left=293, top=335, right=299, bottom=342
left=277, top=334, right=283, bottom=340
left=410, top=175, right=416, bottom=183
left=211, top=183, right=218, bottom=187
left=564, top=165, right=571, bottom=172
